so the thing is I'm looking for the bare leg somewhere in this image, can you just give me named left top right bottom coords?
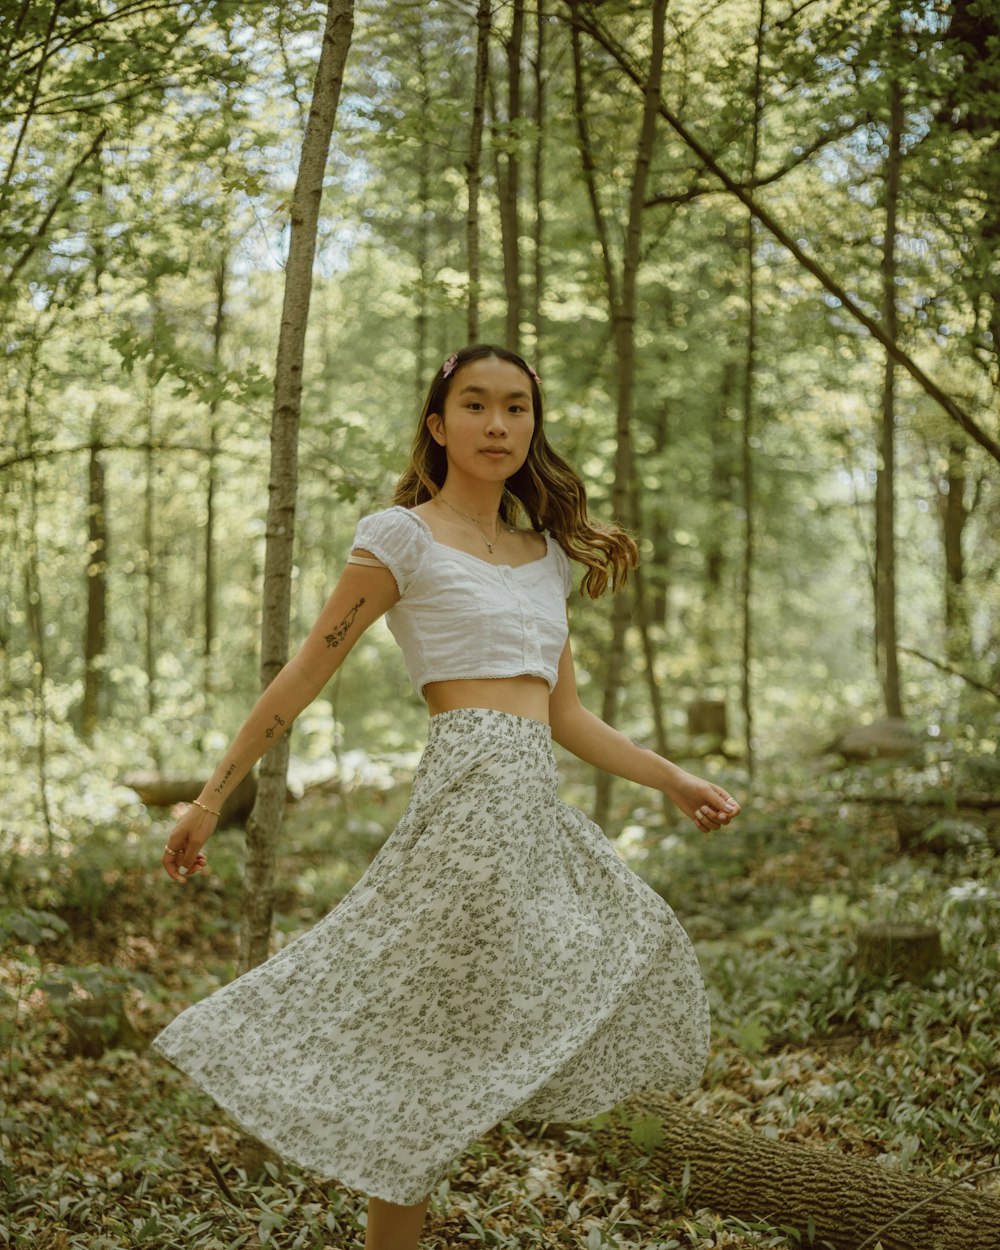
left=363, top=1192, right=431, bottom=1250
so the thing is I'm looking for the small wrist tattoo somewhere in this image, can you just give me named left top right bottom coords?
left=264, top=713, right=286, bottom=740
left=325, top=597, right=365, bottom=649
left=214, top=764, right=235, bottom=795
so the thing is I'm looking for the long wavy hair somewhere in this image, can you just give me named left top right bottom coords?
left=392, top=343, right=638, bottom=597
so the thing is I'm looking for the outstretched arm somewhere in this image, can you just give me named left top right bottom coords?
left=163, top=556, right=398, bottom=882
left=548, top=625, right=740, bottom=833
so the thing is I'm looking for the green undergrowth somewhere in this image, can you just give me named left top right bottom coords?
left=2, top=754, right=999, bottom=1249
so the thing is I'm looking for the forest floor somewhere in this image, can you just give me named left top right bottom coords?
left=3, top=754, right=999, bottom=1249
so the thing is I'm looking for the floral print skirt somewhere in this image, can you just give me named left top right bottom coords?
left=151, top=707, right=710, bottom=1205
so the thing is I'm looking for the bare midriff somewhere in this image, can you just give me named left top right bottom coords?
left=424, top=675, right=551, bottom=725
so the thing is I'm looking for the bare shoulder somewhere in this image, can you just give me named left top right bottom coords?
left=508, top=526, right=547, bottom=559
left=410, top=500, right=437, bottom=525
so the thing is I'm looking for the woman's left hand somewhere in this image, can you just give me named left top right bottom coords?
left=663, top=767, right=741, bottom=832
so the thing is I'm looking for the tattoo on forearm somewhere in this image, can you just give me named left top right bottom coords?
left=264, top=713, right=286, bottom=740
left=325, top=597, right=366, bottom=649
left=214, top=765, right=235, bottom=795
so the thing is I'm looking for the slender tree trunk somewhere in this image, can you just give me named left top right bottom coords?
left=531, top=0, right=546, bottom=365
left=0, top=478, right=11, bottom=694
left=632, top=560, right=668, bottom=758
left=82, top=148, right=109, bottom=740
left=82, top=427, right=108, bottom=739
left=571, top=0, right=667, bottom=829
left=876, top=60, right=904, bottom=719
left=414, top=30, right=432, bottom=397
left=740, top=0, right=766, bottom=779
left=648, top=385, right=670, bottom=627
left=940, top=436, right=969, bottom=662
left=205, top=252, right=229, bottom=710
left=143, top=375, right=156, bottom=721
left=466, top=0, right=491, bottom=343
left=701, top=354, right=737, bottom=666
left=241, top=0, right=355, bottom=975
left=497, top=0, right=524, bottom=352
left=20, top=338, right=55, bottom=851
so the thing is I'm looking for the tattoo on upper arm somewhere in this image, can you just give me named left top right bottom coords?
left=264, top=713, right=286, bottom=739
left=325, top=597, right=366, bottom=648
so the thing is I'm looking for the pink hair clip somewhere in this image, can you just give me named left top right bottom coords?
left=528, top=366, right=541, bottom=385
left=441, top=353, right=458, bottom=378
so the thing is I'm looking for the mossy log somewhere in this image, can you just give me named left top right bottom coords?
left=595, top=1094, right=1000, bottom=1250
left=854, top=923, right=944, bottom=981
left=821, top=718, right=924, bottom=763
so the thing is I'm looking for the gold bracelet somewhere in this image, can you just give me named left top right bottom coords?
left=191, top=798, right=221, bottom=817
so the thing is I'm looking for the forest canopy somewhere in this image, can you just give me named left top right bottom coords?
left=1, top=0, right=998, bottom=836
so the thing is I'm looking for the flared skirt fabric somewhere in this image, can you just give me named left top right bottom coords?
left=151, top=708, right=710, bottom=1205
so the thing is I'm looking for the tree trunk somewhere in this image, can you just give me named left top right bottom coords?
left=740, top=0, right=766, bottom=780
left=647, top=393, right=670, bottom=627
left=701, top=355, right=736, bottom=666
left=497, top=0, right=524, bottom=352
left=531, top=0, right=546, bottom=365
left=940, top=436, right=969, bottom=663
left=143, top=374, right=156, bottom=722
left=571, top=0, right=667, bottom=829
left=204, top=252, right=229, bottom=711
left=82, top=429, right=108, bottom=739
left=875, top=61, right=904, bottom=719
left=82, top=143, right=109, bottom=740
left=590, top=1094, right=1000, bottom=1250
left=632, top=562, right=668, bottom=759
left=465, top=0, right=491, bottom=343
left=241, top=0, right=355, bottom=975
left=414, top=31, right=431, bottom=397
left=21, top=338, right=55, bottom=852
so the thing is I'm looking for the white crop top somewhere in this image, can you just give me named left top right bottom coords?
left=349, top=506, right=573, bottom=698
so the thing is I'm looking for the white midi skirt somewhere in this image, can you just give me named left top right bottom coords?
left=152, top=708, right=710, bottom=1205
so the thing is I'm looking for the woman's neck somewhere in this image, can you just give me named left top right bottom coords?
left=435, top=479, right=505, bottom=518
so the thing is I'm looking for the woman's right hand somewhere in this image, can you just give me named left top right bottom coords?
left=162, top=803, right=215, bottom=884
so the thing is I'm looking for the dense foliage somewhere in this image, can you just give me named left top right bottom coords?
left=2, top=1, right=997, bottom=819
left=3, top=755, right=999, bottom=1247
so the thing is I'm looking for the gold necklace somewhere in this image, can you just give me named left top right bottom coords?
left=436, top=495, right=507, bottom=554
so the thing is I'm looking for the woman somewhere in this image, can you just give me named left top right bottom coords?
left=153, top=343, right=741, bottom=1250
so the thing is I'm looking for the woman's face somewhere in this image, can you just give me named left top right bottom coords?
left=427, top=356, right=535, bottom=486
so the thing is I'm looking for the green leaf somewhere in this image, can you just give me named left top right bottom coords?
left=628, top=1114, right=664, bottom=1153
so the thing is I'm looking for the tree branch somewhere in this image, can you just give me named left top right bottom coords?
left=4, top=126, right=108, bottom=286
left=645, top=122, right=861, bottom=208
left=565, top=3, right=1000, bottom=466
left=899, top=645, right=1000, bottom=701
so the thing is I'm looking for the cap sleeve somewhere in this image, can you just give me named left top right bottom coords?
left=549, top=535, right=573, bottom=597
left=351, top=507, right=430, bottom=596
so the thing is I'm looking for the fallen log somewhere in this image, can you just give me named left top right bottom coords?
left=586, top=1094, right=1000, bottom=1250
left=121, top=771, right=258, bottom=826
left=820, top=718, right=924, bottom=763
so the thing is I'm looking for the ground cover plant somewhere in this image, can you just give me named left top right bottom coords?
left=2, top=740, right=999, bottom=1250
